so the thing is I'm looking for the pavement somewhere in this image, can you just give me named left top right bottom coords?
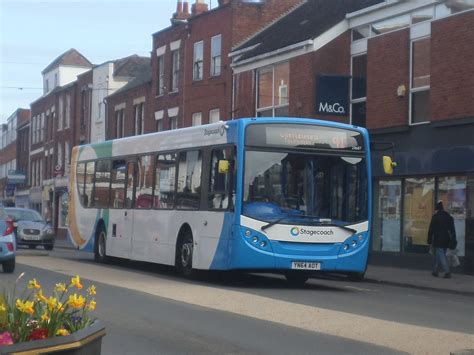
left=52, top=237, right=474, bottom=297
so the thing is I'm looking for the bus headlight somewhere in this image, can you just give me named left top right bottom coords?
left=351, top=240, right=357, bottom=247
left=245, top=230, right=252, bottom=237
left=252, top=236, right=259, bottom=243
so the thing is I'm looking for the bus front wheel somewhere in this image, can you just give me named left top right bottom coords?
left=94, top=225, right=108, bottom=263
left=177, top=231, right=194, bottom=278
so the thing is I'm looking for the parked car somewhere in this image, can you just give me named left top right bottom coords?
left=5, top=208, right=55, bottom=250
left=0, top=206, right=16, bottom=273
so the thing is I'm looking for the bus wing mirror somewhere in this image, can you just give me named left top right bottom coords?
left=383, top=156, right=397, bottom=175
left=218, top=160, right=230, bottom=174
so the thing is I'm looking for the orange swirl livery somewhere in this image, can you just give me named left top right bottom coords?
left=68, top=146, right=87, bottom=247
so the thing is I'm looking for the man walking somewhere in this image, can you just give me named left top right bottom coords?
left=427, top=201, right=457, bottom=278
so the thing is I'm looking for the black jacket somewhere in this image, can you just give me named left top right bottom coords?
left=427, top=210, right=456, bottom=249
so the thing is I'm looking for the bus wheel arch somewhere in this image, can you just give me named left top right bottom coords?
left=94, top=220, right=108, bottom=263
left=175, top=224, right=194, bottom=277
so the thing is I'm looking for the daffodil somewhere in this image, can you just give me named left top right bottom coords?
left=88, top=300, right=96, bottom=311
left=70, top=276, right=83, bottom=290
left=56, top=302, right=64, bottom=312
left=55, top=283, right=67, bottom=293
left=16, top=299, right=35, bottom=314
left=87, top=285, right=96, bottom=296
left=56, top=328, right=70, bottom=336
left=67, top=294, right=86, bottom=309
left=41, top=311, right=50, bottom=322
left=0, top=304, right=6, bottom=312
left=46, top=296, right=58, bottom=311
left=35, top=290, right=48, bottom=303
left=28, top=278, right=41, bottom=289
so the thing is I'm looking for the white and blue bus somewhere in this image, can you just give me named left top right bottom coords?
left=68, top=117, right=372, bottom=283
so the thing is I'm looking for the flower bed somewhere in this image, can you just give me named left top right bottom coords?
left=0, top=274, right=105, bottom=354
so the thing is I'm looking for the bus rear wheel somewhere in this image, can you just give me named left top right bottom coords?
left=177, top=232, right=194, bottom=278
left=284, top=271, right=309, bottom=286
left=94, top=225, right=108, bottom=263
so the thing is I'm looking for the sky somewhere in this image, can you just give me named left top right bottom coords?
left=0, top=0, right=213, bottom=124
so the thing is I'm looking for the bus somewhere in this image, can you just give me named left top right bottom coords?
left=68, top=117, right=372, bottom=284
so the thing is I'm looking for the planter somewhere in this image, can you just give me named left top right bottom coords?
left=0, top=321, right=105, bottom=355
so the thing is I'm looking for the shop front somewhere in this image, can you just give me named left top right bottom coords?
left=370, top=123, right=474, bottom=273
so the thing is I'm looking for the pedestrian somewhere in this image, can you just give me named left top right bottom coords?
left=427, top=201, right=457, bottom=278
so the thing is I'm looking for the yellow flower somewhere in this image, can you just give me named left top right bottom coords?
left=35, top=290, right=48, bottom=303
left=41, top=311, right=50, bottom=322
left=70, top=276, right=83, bottom=290
left=56, top=329, right=70, bottom=336
left=87, top=285, right=96, bottom=296
left=46, top=297, right=58, bottom=311
left=28, top=278, right=41, bottom=289
left=56, top=302, right=64, bottom=312
left=67, top=294, right=85, bottom=309
left=55, top=283, right=67, bottom=293
left=0, top=304, right=6, bottom=312
left=88, top=300, right=96, bottom=311
left=16, top=299, right=34, bottom=314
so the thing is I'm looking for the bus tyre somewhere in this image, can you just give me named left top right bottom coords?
left=285, top=271, right=309, bottom=286
left=177, top=232, right=194, bottom=278
left=94, top=225, right=108, bottom=263
left=347, top=271, right=365, bottom=282
left=3, top=258, right=15, bottom=273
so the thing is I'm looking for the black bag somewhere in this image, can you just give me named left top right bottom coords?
left=448, top=231, right=457, bottom=250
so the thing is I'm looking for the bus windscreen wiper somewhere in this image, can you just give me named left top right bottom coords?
left=261, top=214, right=290, bottom=232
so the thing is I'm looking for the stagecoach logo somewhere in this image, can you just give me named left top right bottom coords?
left=204, top=126, right=225, bottom=137
left=290, top=226, right=334, bottom=237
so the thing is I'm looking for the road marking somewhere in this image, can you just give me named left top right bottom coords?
left=18, top=255, right=474, bottom=355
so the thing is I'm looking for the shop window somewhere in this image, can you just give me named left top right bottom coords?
left=403, top=177, right=434, bottom=253
left=136, top=155, right=154, bottom=209
left=94, top=160, right=111, bottom=208
left=176, top=150, right=202, bottom=210
left=373, top=180, right=401, bottom=252
left=438, top=176, right=467, bottom=256
left=154, top=154, right=177, bottom=209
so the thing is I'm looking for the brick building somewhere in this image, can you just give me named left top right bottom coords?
left=0, top=109, right=30, bottom=206
left=230, top=0, right=474, bottom=271
left=105, top=0, right=303, bottom=139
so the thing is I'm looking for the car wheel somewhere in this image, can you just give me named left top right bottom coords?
left=3, top=258, right=15, bottom=273
left=176, top=231, right=194, bottom=278
left=44, top=244, right=54, bottom=251
left=347, top=271, right=365, bottom=282
left=284, top=271, right=309, bottom=286
left=94, top=225, right=108, bottom=263
left=28, top=245, right=36, bottom=249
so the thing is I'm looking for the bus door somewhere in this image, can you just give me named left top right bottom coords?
left=109, top=159, right=135, bottom=259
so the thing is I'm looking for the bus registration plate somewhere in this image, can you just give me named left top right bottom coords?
left=291, top=262, right=320, bottom=270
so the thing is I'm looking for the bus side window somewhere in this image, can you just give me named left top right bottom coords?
left=111, top=160, right=126, bottom=209
left=176, top=150, right=202, bottom=210
left=84, top=162, right=95, bottom=208
left=76, top=163, right=86, bottom=207
left=94, top=160, right=111, bottom=208
left=155, top=153, right=177, bottom=209
left=209, top=146, right=235, bottom=210
left=125, top=161, right=136, bottom=209
left=136, top=155, right=154, bottom=209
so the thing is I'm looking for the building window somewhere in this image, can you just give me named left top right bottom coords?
left=65, top=141, right=70, bottom=166
left=170, top=116, right=178, bottom=130
left=192, top=112, right=202, bottom=126
left=351, top=54, right=367, bottom=127
left=193, top=41, right=203, bottom=81
left=134, top=103, right=145, bottom=135
left=256, top=62, right=289, bottom=117
left=410, top=37, right=431, bottom=124
left=58, top=96, right=63, bottom=131
left=157, top=55, right=165, bottom=95
left=57, top=142, right=63, bottom=168
left=211, top=34, right=221, bottom=77
left=209, top=108, right=220, bottom=123
left=171, top=50, right=179, bottom=92
left=116, top=109, right=125, bottom=138
left=156, top=118, right=163, bottom=132
left=40, top=114, right=45, bottom=142
left=65, top=94, right=71, bottom=129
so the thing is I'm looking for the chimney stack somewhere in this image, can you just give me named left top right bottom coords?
left=172, top=0, right=190, bottom=21
left=191, top=0, right=208, bottom=16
